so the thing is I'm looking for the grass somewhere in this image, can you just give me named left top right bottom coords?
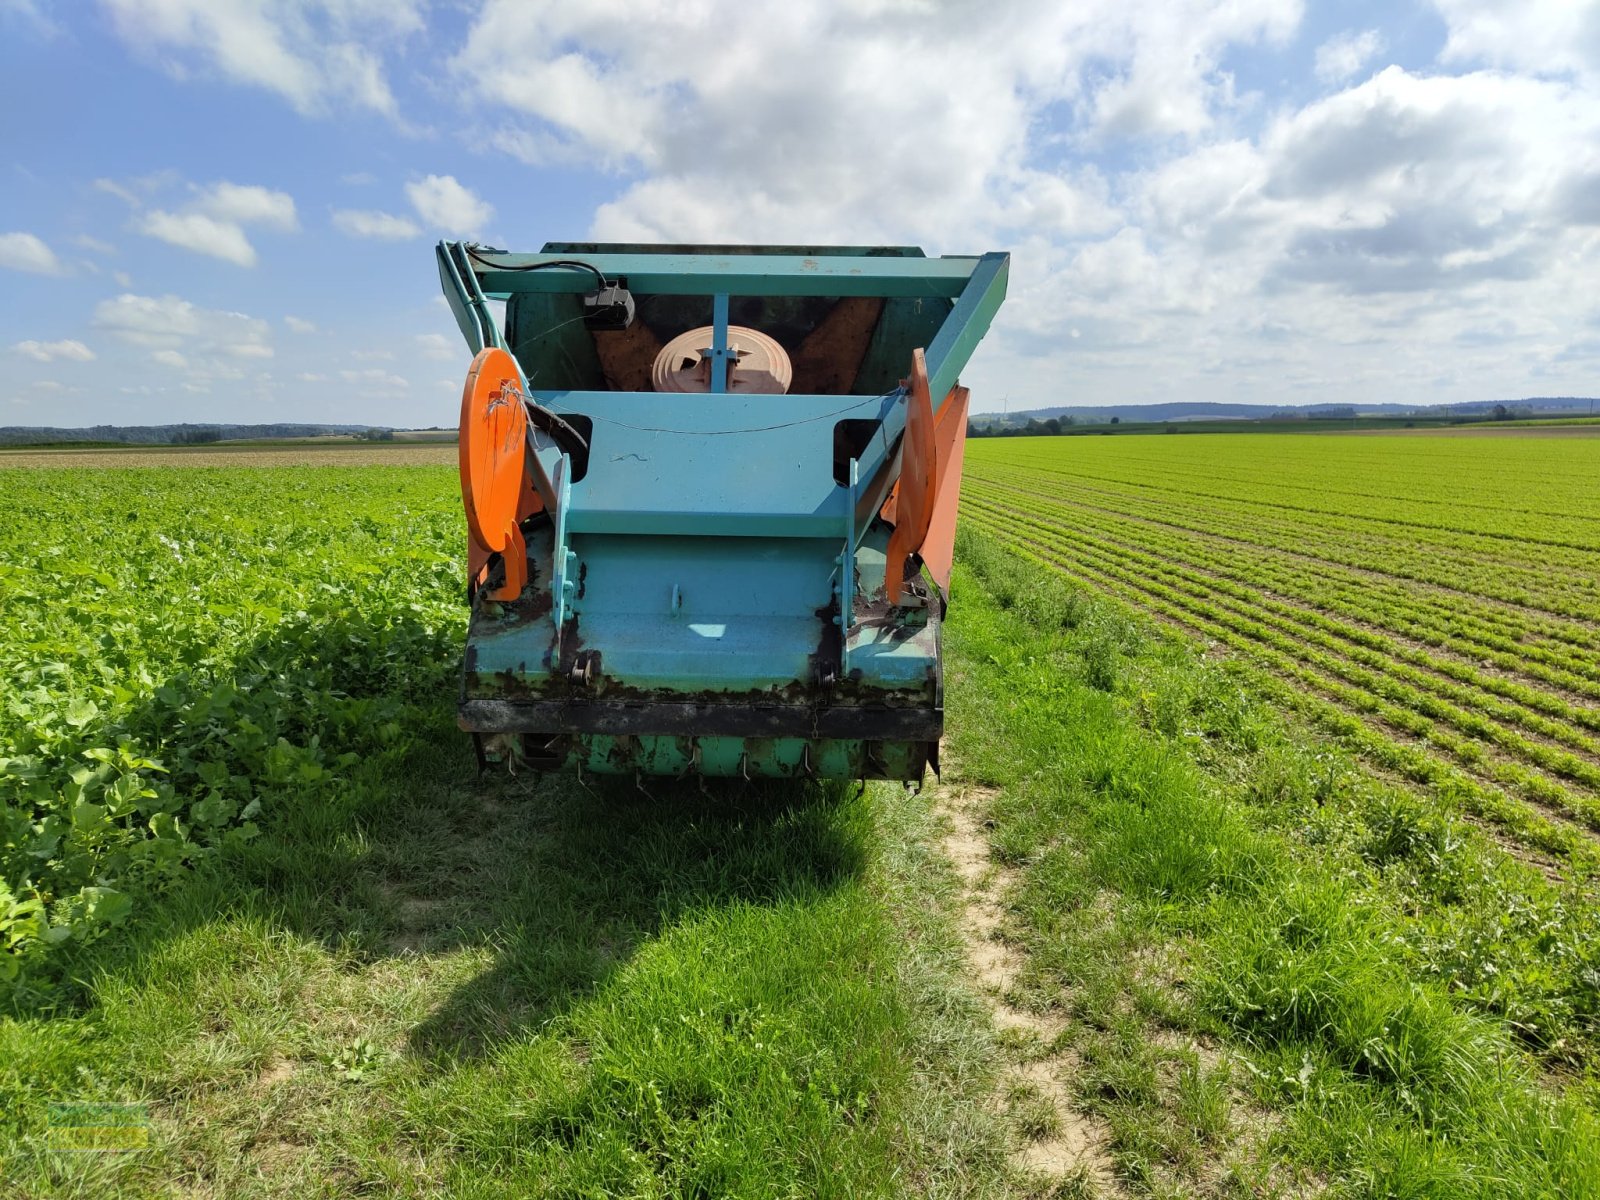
left=9, top=457, right=1600, bottom=1196
left=2, top=720, right=1012, bottom=1197
left=943, top=527, right=1600, bottom=1196
left=0, top=465, right=1010, bottom=1197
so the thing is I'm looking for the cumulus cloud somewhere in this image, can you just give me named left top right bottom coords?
left=132, top=180, right=297, bottom=266
left=197, top=181, right=298, bottom=230
left=284, top=315, right=316, bottom=333
left=405, top=175, right=493, bottom=235
left=0, top=231, right=64, bottom=275
left=340, top=367, right=409, bottom=391
left=1432, top=0, right=1600, bottom=78
left=93, top=292, right=274, bottom=391
left=414, top=332, right=455, bottom=360
left=13, top=338, right=96, bottom=362
left=97, top=0, right=424, bottom=118
left=1314, top=29, right=1383, bottom=84
left=452, top=0, right=1294, bottom=247
left=332, top=208, right=421, bottom=239
left=135, top=210, right=259, bottom=266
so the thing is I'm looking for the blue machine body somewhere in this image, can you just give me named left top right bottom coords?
left=438, top=242, right=1008, bottom=779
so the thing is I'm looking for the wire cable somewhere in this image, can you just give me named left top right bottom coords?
left=464, top=247, right=608, bottom=291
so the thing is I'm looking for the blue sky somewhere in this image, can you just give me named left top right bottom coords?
left=2, top=0, right=1597, bottom=427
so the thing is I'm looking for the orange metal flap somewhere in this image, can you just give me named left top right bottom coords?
left=459, top=347, right=530, bottom=600
left=918, top=384, right=970, bottom=593
left=885, top=349, right=937, bottom=604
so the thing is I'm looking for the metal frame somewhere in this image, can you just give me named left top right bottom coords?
left=437, top=242, right=1010, bottom=424
left=445, top=241, right=1004, bottom=779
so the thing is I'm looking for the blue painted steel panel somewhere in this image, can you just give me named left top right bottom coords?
left=445, top=240, right=1007, bottom=779
left=533, top=391, right=902, bottom=537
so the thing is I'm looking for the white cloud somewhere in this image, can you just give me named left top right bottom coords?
left=0, top=231, right=63, bottom=275
left=453, top=0, right=1297, bottom=246
left=93, top=169, right=181, bottom=207
left=284, top=315, right=317, bottom=333
left=97, top=0, right=425, bottom=118
left=332, top=208, right=421, bottom=239
left=414, top=332, right=455, bottom=360
left=13, top=338, right=95, bottom=362
left=3, top=0, right=59, bottom=37
left=1432, top=0, right=1600, bottom=78
left=405, top=175, right=493, bottom=235
left=340, top=367, right=409, bottom=389
left=92, top=293, right=274, bottom=384
left=131, top=180, right=297, bottom=266
left=71, top=233, right=118, bottom=255
left=1314, top=29, right=1383, bottom=84
left=196, top=181, right=298, bottom=230
left=135, top=210, right=258, bottom=266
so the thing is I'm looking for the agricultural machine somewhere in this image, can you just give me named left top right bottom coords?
left=438, top=242, right=1008, bottom=780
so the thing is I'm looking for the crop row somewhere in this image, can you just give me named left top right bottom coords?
left=960, top=486, right=1600, bottom=857
left=966, top=477, right=1600, bottom=702
left=985, top=439, right=1600, bottom=551
left=970, top=473, right=1600, bottom=660
left=968, top=496, right=1600, bottom=828
left=977, top=467, right=1600, bottom=627
left=967, top=477, right=1600, bottom=700
left=964, top=493, right=1600, bottom=765
left=969, top=521, right=1600, bottom=867
left=970, top=514, right=1600, bottom=867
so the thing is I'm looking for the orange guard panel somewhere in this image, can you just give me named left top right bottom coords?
left=459, top=347, right=533, bottom=600
left=882, top=351, right=970, bottom=603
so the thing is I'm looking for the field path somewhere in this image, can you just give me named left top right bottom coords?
left=935, top=770, right=1123, bottom=1193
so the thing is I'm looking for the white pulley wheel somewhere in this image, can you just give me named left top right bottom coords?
left=650, top=325, right=793, bottom=394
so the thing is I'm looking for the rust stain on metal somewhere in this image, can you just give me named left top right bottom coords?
left=789, top=296, right=885, bottom=395
left=593, top=320, right=666, bottom=391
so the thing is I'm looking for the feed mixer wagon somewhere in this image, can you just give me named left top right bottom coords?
left=438, top=241, right=1008, bottom=781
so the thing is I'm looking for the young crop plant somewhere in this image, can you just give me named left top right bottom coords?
left=0, top=468, right=462, bottom=1002
left=966, top=432, right=1600, bottom=869
left=943, top=526, right=1600, bottom=1197
left=0, top=461, right=1014, bottom=1198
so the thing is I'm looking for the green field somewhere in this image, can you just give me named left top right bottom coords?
left=966, top=432, right=1600, bottom=866
left=4, top=444, right=1600, bottom=1197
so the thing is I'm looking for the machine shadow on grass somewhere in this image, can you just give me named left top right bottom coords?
left=363, top=741, right=867, bottom=1062
left=15, top=601, right=864, bottom=1068
left=23, top=604, right=866, bottom=1065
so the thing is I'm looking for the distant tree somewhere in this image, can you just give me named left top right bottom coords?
left=173, top=428, right=221, bottom=444
left=1110, top=416, right=1120, bottom=425
left=1492, top=403, right=1510, bottom=421
left=358, top=428, right=396, bottom=441
left=1043, top=417, right=1062, bottom=435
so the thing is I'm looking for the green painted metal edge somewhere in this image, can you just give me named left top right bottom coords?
left=924, top=252, right=1010, bottom=410
left=468, top=252, right=980, bottom=298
